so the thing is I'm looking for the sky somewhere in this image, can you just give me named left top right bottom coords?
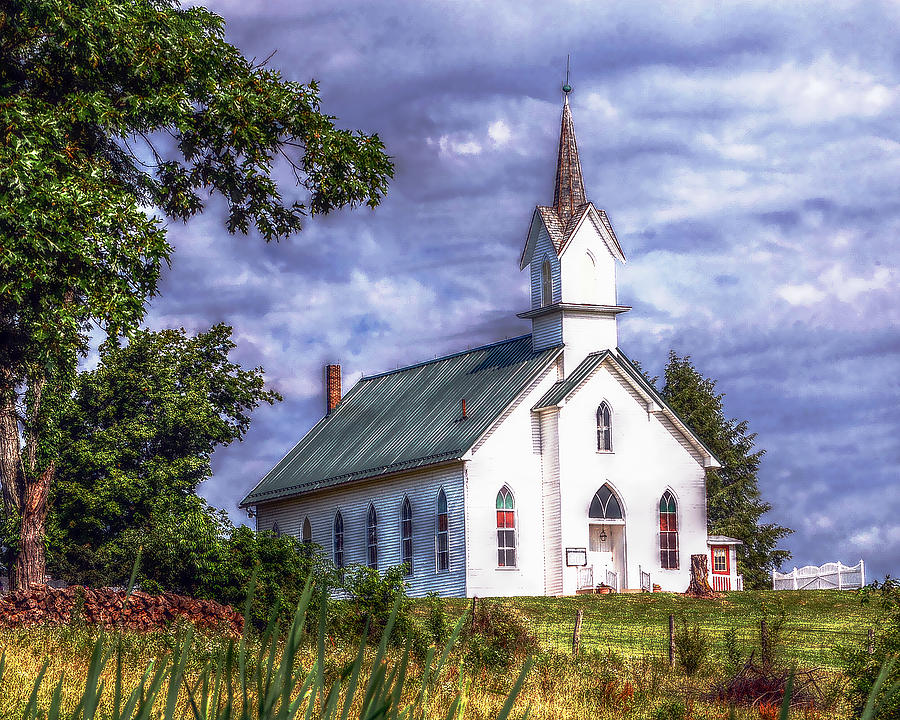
left=152, top=0, right=899, bottom=579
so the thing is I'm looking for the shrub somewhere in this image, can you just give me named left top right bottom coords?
left=653, top=698, right=687, bottom=720
left=424, top=591, right=450, bottom=646
left=674, top=615, right=707, bottom=675
left=844, top=578, right=900, bottom=718
left=332, top=564, right=415, bottom=644
left=463, top=599, right=538, bottom=671
left=758, top=596, right=787, bottom=666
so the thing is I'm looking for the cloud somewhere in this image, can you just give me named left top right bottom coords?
left=134, top=0, right=900, bottom=579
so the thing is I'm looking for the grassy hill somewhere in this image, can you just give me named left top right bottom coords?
left=426, top=589, right=877, bottom=671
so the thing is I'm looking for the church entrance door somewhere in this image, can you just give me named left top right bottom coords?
left=588, top=523, right=625, bottom=590
left=588, top=484, right=627, bottom=591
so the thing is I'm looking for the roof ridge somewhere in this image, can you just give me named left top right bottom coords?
left=361, top=334, right=534, bottom=381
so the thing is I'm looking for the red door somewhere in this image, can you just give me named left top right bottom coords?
left=710, top=545, right=730, bottom=591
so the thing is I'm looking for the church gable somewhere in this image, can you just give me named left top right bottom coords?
left=533, top=350, right=720, bottom=469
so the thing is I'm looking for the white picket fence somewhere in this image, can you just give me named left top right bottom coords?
left=772, top=560, right=865, bottom=591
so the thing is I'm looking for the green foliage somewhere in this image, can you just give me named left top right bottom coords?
left=0, top=0, right=392, bottom=587
left=720, top=627, right=744, bottom=676
left=844, top=579, right=900, bottom=718
left=332, top=565, right=415, bottom=644
left=45, top=325, right=280, bottom=590
left=424, top=591, right=451, bottom=646
left=653, top=698, right=687, bottom=720
left=0, top=580, right=527, bottom=720
left=759, top=597, right=787, bottom=667
left=208, top=526, right=336, bottom=632
left=673, top=615, right=707, bottom=676
left=660, top=352, right=792, bottom=589
left=463, top=600, right=539, bottom=671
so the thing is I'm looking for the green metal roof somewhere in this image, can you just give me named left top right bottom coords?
left=241, top=335, right=561, bottom=506
left=532, top=349, right=612, bottom=410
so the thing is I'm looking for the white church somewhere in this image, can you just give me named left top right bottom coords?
left=240, top=91, right=744, bottom=596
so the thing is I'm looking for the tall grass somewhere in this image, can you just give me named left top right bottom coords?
left=2, top=578, right=531, bottom=720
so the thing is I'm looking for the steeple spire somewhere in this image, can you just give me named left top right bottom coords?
left=552, top=89, right=586, bottom=223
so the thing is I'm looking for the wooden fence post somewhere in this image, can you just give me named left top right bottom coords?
left=572, top=609, right=584, bottom=656
left=761, top=619, right=769, bottom=662
left=868, top=628, right=875, bottom=655
left=668, top=614, right=675, bottom=667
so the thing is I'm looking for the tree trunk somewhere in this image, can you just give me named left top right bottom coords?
left=13, top=463, right=53, bottom=589
left=685, top=553, right=718, bottom=597
left=0, top=390, right=24, bottom=588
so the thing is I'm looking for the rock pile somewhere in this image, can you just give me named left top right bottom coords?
left=0, top=585, right=243, bottom=636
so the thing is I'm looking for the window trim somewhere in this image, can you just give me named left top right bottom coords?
left=496, top=485, right=517, bottom=569
left=711, top=545, right=730, bottom=575
left=400, top=496, right=413, bottom=576
left=366, top=503, right=378, bottom=570
left=596, top=401, right=613, bottom=452
left=659, top=490, right=679, bottom=571
left=541, top=257, right=553, bottom=307
left=435, top=487, right=450, bottom=572
left=333, top=511, right=345, bottom=569
left=301, top=516, right=312, bottom=545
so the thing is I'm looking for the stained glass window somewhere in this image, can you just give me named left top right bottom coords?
left=589, top=484, right=623, bottom=520
left=366, top=504, right=378, bottom=570
left=333, top=511, right=344, bottom=569
left=496, top=486, right=517, bottom=567
left=436, top=488, right=449, bottom=571
left=597, top=402, right=612, bottom=451
left=659, top=491, right=678, bottom=569
left=401, top=496, right=413, bottom=576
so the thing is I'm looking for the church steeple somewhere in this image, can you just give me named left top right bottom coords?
left=552, top=94, right=586, bottom=223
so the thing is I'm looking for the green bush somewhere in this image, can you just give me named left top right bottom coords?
left=463, top=599, right=538, bottom=671
left=653, top=698, right=687, bottom=720
left=331, top=564, right=416, bottom=645
left=673, top=615, right=707, bottom=676
left=844, top=579, right=900, bottom=718
left=424, top=591, right=450, bottom=646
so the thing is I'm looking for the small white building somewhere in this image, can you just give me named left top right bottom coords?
left=240, top=91, right=743, bottom=596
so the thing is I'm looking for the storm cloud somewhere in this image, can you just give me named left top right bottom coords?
left=151, top=0, right=899, bottom=578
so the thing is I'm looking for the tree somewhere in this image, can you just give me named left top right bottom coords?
left=45, top=324, right=279, bottom=587
left=0, top=0, right=393, bottom=588
left=660, top=352, right=792, bottom=589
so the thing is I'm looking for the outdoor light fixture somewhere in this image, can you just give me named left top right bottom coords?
left=599, top=529, right=608, bottom=542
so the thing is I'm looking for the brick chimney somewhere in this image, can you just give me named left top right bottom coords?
left=325, top=364, right=341, bottom=414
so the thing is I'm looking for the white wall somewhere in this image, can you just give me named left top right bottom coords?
left=463, top=361, right=563, bottom=597
left=256, top=463, right=467, bottom=597
left=554, top=359, right=709, bottom=593
left=559, top=219, right=617, bottom=306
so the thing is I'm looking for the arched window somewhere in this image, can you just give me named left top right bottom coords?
left=400, top=496, right=413, bottom=576
left=496, top=486, right=516, bottom=567
left=589, top=483, right=623, bottom=520
left=436, top=488, right=449, bottom=571
left=333, top=511, right=344, bottom=568
left=301, top=517, right=312, bottom=544
left=366, top=504, right=378, bottom=570
left=541, top=259, right=553, bottom=307
left=597, top=401, right=612, bottom=451
left=660, top=491, right=678, bottom=569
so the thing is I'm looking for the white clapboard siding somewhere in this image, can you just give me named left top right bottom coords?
left=540, top=409, right=563, bottom=595
left=256, top=463, right=467, bottom=598
left=532, top=313, right=563, bottom=351
left=529, top=226, right=561, bottom=309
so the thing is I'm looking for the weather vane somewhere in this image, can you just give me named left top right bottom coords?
left=563, top=54, right=572, bottom=95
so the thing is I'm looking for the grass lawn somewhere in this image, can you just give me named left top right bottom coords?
left=427, top=589, right=879, bottom=671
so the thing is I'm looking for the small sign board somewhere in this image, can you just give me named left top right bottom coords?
left=566, top=547, right=587, bottom=567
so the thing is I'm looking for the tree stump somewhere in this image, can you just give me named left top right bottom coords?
left=685, top=553, right=719, bottom=598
